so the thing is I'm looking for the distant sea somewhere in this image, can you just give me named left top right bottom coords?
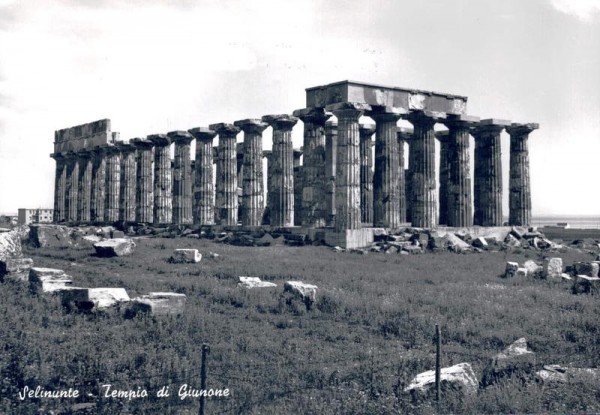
left=530, top=216, right=600, bottom=229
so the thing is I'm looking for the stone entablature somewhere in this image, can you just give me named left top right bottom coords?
left=54, top=119, right=113, bottom=153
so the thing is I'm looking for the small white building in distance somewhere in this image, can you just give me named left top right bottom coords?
left=18, top=208, right=54, bottom=225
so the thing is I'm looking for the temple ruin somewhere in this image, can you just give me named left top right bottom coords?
left=50, top=80, right=538, bottom=248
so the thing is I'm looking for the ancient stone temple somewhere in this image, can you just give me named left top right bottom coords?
left=50, top=80, right=538, bottom=248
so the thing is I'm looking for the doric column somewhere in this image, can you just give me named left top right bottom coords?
left=233, top=119, right=268, bottom=227
left=436, top=131, right=450, bottom=226
left=293, top=149, right=303, bottom=226
left=209, top=123, right=240, bottom=226
left=444, top=114, right=479, bottom=227
left=293, top=107, right=332, bottom=227
left=324, top=120, right=338, bottom=227
left=148, top=134, right=172, bottom=225
left=371, top=107, right=405, bottom=228
left=77, top=150, right=93, bottom=223
left=130, top=138, right=153, bottom=223
left=104, top=145, right=121, bottom=223
left=406, top=110, right=446, bottom=228
left=117, top=142, right=137, bottom=223
left=262, top=114, right=298, bottom=227
left=472, top=119, right=510, bottom=226
left=325, top=102, right=371, bottom=231
left=189, top=128, right=217, bottom=225
left=90, top=145, right=107, bottom=223
left=63, top=152, right=79, bottom=222
left=262, top=150, right=273, bottom=225
left=506, top=123, right=539, bottom=226
left=397, top=128, right=413, bottom=224
left=168, top=131, right=194, bottom=225
left=51, top=153, right=66, bottom=222
left=358, top=123, right=375, bottom=225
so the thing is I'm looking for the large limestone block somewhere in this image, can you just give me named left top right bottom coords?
left=472, top=237, right=488, bottom=248
left=126, top=292, right=186, bottom=317
left=238, top=276, right=277, bottom=289
left=0, top=257, right=33, bottom=281
left=543, top=257, right=563, bottom=278
left=29, top=267, right=73, bottom=293
left=536, top=364, right=600, bottom=384
left=482, top=338, right=536, bottom=386
left=504, top=262, right=519, bottom=278
left=571, top=262, right=599, bottom=278
left=284, top=281, right=318, bottom=307
left=93, top=238, right=135, bottom=257
left=523, top=260, right=541, bottom=275
left=0, top=229, right=23, bottom=260
left=28, top=225, right=74, bottom=248
left=404, top=362, right=478, bottom=398
left=572, top=275, right=600, bottom=294
left=169, top=249, right=202, bottom=264
left=61, top=287, right=130, bottom=310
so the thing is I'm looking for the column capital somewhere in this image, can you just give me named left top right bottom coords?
left=505, top=122, right=539, bottom=136
left=325, top=102, right=372, bottom=119
left=262, top=114, right=299, bottom=131
left=167, top=130, right=194, bottom=144
left=115, top=141, right=136, bottom=153
left=435, top=130, right=450, bottom=142
left=233, top=118, right=269, bottom=134
left=396, top=127, right=414, bottom=142
left=368, top=105, right=408, bottom=122
left=188, top=127, right=217, bottom=140
left=262, top=150, right=272, bottom=158
left=292, top=107, right=332, bottom=126
left=50, top=152, right=65, bottom=160
left=325, top=119, right=338, bottom=132
left=473, top=118, right=511, bottom=137
left=130, top=137, right=154, bottom=149
left=443, top=114, right=480, bottom=130
left=406, top=110, right=447, bottom=127
left=147, top=134, right=171, bottom=146
left=359, top=123, right=376, bottom=138
left=91, top=143, right=110, bottom=156
left=209, top=123, right=240, bottom=137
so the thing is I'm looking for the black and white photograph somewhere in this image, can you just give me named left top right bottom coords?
left=0, top=0, right=599, bottom=413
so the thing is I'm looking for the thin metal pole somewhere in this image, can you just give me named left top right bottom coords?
left=435, top=324, right=441, bottom=402
left=199, top=343, right=210, bottom=415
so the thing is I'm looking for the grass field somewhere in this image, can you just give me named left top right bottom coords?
left=1, top=235, right=600, bottom=414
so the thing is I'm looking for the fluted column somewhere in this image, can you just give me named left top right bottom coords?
left=358, top=124, right=375, bottom=224
left=189, top=128, right=217, bottom=225
left=148, top=134, right=172, bottom=225
left=104, top=145, right=121, bottom=223
left=324, top=120, right=338, bottom=227
left=262, top=114, right=298, bottom=227
left=116, top=142, right=137, bottom=223
left=77, top=150, right=93, bottom=223
left=293, top=149, right=303, bottom=226
left=397, top=128, right=413, bottom=224
left=63, top=152, right=79, bottom=222
left=233, top=119, right=268, bottom=226
left=90, top=146, right=107, bottom=222
left=168, top=131, right=194, bottom=224
left=293, top=107, right=331, bottom=227
left=262, top=150, right=273, bottom=225
left=473, top=119, right=510, bottom=226
left=406, top=110, right=445, bottom=228
left=130, top=138, right=154, bottom=223
left=506, top=122, right=539, bottom=226
left=436, top=131, right=450, bottom=226
left=209, top=123, right=240, bottom=226
left=371, top=107, right=405, bottom=228
left=51, top=153, right=66, bottom=222
left=444, top=114, right=479, bottom=227
left=326, top=103, right=371, bottom=231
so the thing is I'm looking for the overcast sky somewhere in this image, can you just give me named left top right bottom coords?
left=0, top=0, right=599, bottom=217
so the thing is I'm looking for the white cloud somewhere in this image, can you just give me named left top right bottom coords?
left=550, top=0, right=600, bottom=20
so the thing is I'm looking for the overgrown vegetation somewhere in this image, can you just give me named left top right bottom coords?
left=1, top=236, right=599, bottom=414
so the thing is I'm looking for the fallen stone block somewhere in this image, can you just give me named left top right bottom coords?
left=405, top=362, right=478, bottom=399
left=504, top=262, right=519, bottom=278
left=523, top=260, right=542, bottom=275
left=93, top=238, right=135, bottom=257
left=284, top=281, right=318, bottom=309
left=238, top=276, right=277, bottom=289
left=61, top=287, right=130, bottom=310
left=0, top=257, right=33, bottom=281
left=472, top=237, right=488, bottom=248
left=572, top=275, right=600, bottom=294
left=169, top=249, right=202, bottom=263
left=516, top=267, right=528, bottom=277
left=126, top=292, right=186, bottom=317
left=543, top=257, right=563, bottom=278
left=0, top=229, right=23, bottom=259
left=482, top=338, right=536, bottom=386
left=536, top=365, right=600, bottom=384
left=503, top=233, right=522, bottom=248
left=29, top=267, right=73, bottom=293
left=570, top=262, right=599, bottom=278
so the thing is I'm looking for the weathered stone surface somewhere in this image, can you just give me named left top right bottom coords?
left=503, top=233, right=522, bottom=248
left=472, top=237, right=488, bottom=248
left=169, top=248, right=202, bottom=263
left=404, top=362, right=478, bottom=397
left=29, top=267, right=73, bottom=293
left=148, top=134, right=172, bottom=225
left=189, top=128, right=217, bottom=225
left=0, top=257, right=33, bottom=281
left=131, top=138, right=154, bottom=223
left=93, top=238, right=135, bottom=257
left=543, top=257, right=563, bottom=278
left=358, top=123, right=375, bottom=225
left=0, top=228, right=23, bottom=259
left=284, top=281, right=318, bottom=307
left=504, top=262, right=520, bottom=278
left=51, top=153, right=67, bottom=222
left=210, top=124, right=240, bottom=226
left=572, top=275, right=600, bottom=294
left=104, top=146, right=121, bottom=223
left=63, top=152, right=80, bottom=221
left=506, top=123, right=538, bottom=226
left=523, top=260, right=542, bottom=275
left=61, top=287, right=130, bottom=310
left=117, top=143, right=137, bottom=223
left=516, top=267, right=528, bottom=277
left=571, top=262, right=599, bottom=278
left=482, top=338, right=535, bottom=386
left=169, top=131, right=194, bottom=225
left=324, top=121, right=337, bottom=227
left=126, top=292, right=186, bottom=317
left=536, top=365, right=600, bottom=384
left=90, top=147, right=107, bottom=222
left=28, top=224, right=74, bottom=248
left=238, top=276, right=277, bottom=289
left=77, top=152, right=93, bottom=223
left=54, top=119, right=111, bottom=153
